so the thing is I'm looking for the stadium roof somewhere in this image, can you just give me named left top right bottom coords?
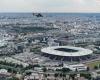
left=41, top=46, right=93, bottom=57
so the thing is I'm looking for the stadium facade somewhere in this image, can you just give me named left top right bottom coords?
left=41, top=46, right=93, bottom=62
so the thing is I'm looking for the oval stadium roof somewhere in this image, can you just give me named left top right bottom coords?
left=41, top=46, right=93, bottom=57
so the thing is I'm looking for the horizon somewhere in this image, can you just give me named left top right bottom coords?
left=0, top=0, right=100, bottom=12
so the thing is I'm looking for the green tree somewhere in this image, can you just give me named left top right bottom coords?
left=80, top=73, right=91, bottom=80
left=62, top=68, right=70, bottom=73
left=87, top=67, right=90, bottom=71
left=26, top=72, right=32, bottom=76
left=70, top=74, right=76, bottom=80
left=94, top=65, right=98, bottom=70
left=54, top=73, right=59, bottom=80
left=42, top=67, right=47, bottom=72
left=8, top=77, right=19, bottom=80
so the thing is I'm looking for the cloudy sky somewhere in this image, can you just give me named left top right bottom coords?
left=0, top=0, right=100, bottom=12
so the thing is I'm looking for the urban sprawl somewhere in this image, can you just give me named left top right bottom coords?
left=0, top=13, right=100, bottom=80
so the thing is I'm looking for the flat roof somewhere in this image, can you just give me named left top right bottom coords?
left=41, top=46, right=93, bottom=57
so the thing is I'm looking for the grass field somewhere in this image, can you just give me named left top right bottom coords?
left=86, top=60, right=100, bottom=69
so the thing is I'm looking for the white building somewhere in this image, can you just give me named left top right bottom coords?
left=24, top=72, right=43, bottom=80
left=64, top=64, right=87, bottom=71
left=0, top=69, right=10, bottom=76
left=0, top=69, right=8, bottom=74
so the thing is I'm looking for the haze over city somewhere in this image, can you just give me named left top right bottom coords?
left=0, top=0, right=100, bottom=12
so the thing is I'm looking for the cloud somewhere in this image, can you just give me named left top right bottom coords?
left=0, top=0, right=99, bottom=12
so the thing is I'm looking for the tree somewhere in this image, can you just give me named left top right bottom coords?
left=75, top=68, right=78, bottom=72
left=42, top=67, right=47, bottom=72
left=62, top=73, right=66, bottom=80
left=62, top=68, right=70, bottom=73
left=44, top=74, right=47, bottom=77
left=8, top=77, right=19, bottom=80
left=26, top=72, right=32, bottom=76
left=42, top=67, right=47, bottom=80
left=94, top=65, right=98, bottom=70
left=8, top=68, right=12, bottom=73
left=80, top=73, right=91, bottom=80
left=60, top=73, right=62, bottom=77
left=12, top=69, right=17, bottom=74
left=54, top=73, right=59, bottom=80
left=87, top=67, right=90, bottom=71
left=70, top=74, right=76, bottom=80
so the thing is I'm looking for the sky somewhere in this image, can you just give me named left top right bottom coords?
left=0, top=0, right=100, bottom=12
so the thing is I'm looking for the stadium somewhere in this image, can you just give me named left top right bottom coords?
left=41, top=46, right=93, bottom=61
